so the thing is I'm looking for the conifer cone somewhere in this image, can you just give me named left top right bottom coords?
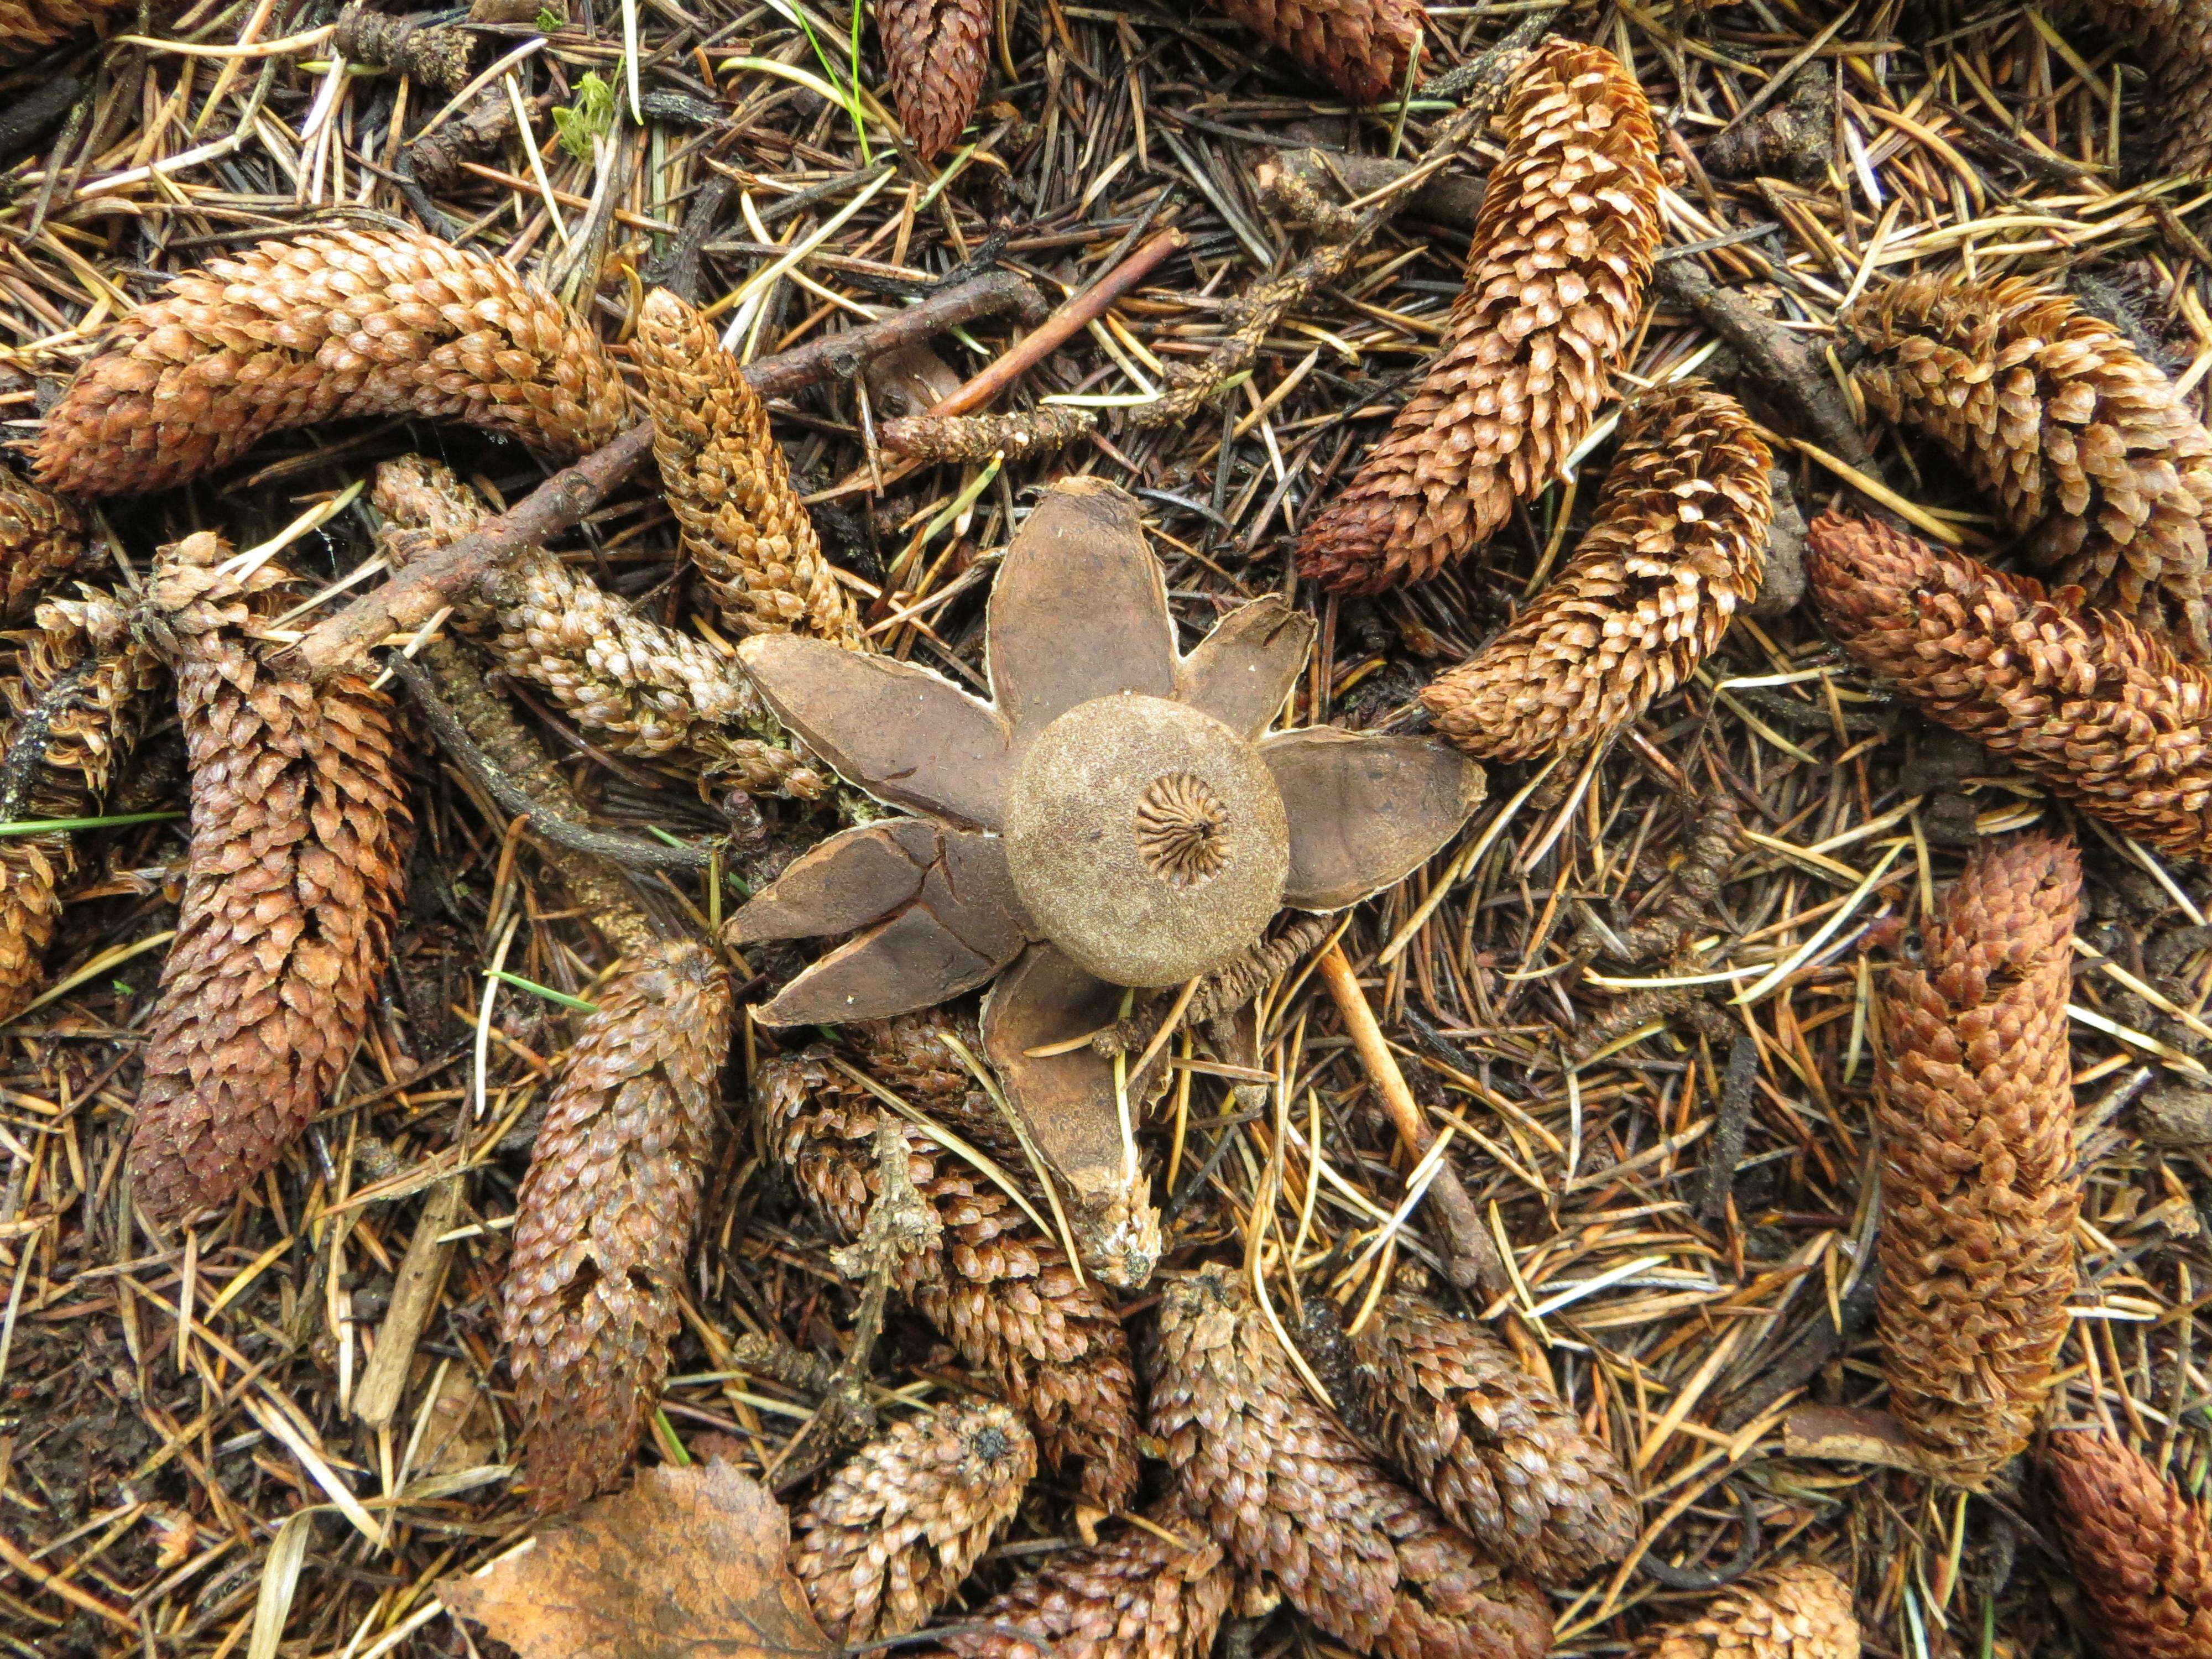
left=877, top=0, right=991, bottom=160
left=1872, top=834, right=2081, bottom=1488
left=0, top=0, right=128, bottom=60
left=1295, top=39, right=1662, bottom=593
left=790, top=1400, right=1036, bottom=1646
left=0, top=470, right=90, bottom=622
left=1149, top=1265, right=1554, bottom=1659
left=1202, top=0, right=1422, bottom=104
left=371, top=457, right=827, bottom=798
left=1420, top=382, right=1773, bottom=760
left=124, top=535, right=410, bottom=1225
left=759, top=1050, right=1141, bottom=1511
left=1807, top=509, right=2212, bottom=857
left=923, top=1503, right=1236, bottom=1659
left=2060, top=0, right=2212, bottom=181
left=1844, top=274, right=2212, bottom=655
left=1348, top=1292, right=1639, bottom=1579
left=630, top=288, right=867, bottom=649
left=34, top=227, right=630, bottom=498
left=503, top=937, right=733, bottom=1512
left=0, top=589, right=162, bottom=1023
left=1642, top=1564, right=1861, bottom=1659
left=2044, top=1430, right=2212, bottom=1659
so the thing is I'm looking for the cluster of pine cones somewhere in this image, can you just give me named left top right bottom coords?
left=12, top=2, right=2212, bottom=1655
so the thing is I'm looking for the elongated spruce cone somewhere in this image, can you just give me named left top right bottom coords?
left=1875, top=835, right=2081, bottom=1488
left=1643, top=1564, right=1861, bottom=1659
left=924, top=1504, right=1235, bottom=1659
left=1845, top=274, right=2212, bottom=654
left=371, top=456, right=827, bottom=797
left=504, top=937, right=733, bottom=1512
left=1296, top=39, right=1662, bottom=593
left=791, top=1400, right=1035, bottom=1645
left=2045, top=1430, right=2212, bottom=1659
left=1150, top=1265, right=1552, bottom=1659
left=1349, top=1293, right=1637, bottom=1578
left=124, top=536, right=409, bottom=1224
left=35, top=227, right=630, bottom=497
left=1421, top=382, right=1772, bottom=760
left=1204, top=0, right=1422, bottom=104
left=877, top=0, right=990, bottom=160
left=760, top=1050, right=1140, bottom=1511
left=0, top=588, right=161, bottom=1022
left=0, top=470, right=90, bottom=622
left=1807, top=509, right=2212, bottom=856
left=631, top=288, right=866, bottom=649
left=0, top=0, right=127, bottom=59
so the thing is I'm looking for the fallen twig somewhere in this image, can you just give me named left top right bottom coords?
left=1315, top=942, right=1510, bottom=1298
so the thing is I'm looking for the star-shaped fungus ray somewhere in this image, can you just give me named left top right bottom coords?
left=726, top=477, right=1485, bottom=1286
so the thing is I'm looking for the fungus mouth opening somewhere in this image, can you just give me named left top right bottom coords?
left=1135, top=771, right=1230, bottom=888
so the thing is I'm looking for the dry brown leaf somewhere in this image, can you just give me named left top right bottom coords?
left=437, top=1461, right=834, bottom=1659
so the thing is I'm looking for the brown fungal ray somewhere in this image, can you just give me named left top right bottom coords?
left=1172, top=595, right=1316, bottom=739
left=752, top=852, right=1033, bottom=1027
left=988, top=478, right=1180, bottom=747
left=737, top=634, right=1013, bottom=829
left=1260, top=728, right=1487, bottom=910
left=982, top=942, right=1168, bottom=1287
left=730, top=818, right=984, bottom=944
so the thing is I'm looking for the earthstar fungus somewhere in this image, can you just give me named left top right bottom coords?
left=729, top=478, right=1484, bottom=1285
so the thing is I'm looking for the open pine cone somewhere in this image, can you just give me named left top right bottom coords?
left=35, top=227, right=630, bottom=497
left=1295, top=38, right=1662, bottom=593
left=124, top=534, right=411, bottom=1226
left=1642, top=1564, right=1861, bottom=1658
left=1845, top=273, right=2212, bottom=655
left=1875, top=834, right=2081, bottom=1487
left=1421, top=381, right=1773, bottom=760
left=2045, top=1430, right=2212, bottom=1659
left=1150, top=1265, right=1552, bottom=1659
left=1807, top=509, right=2212, bottom=857
left=504, top=937, right=734, bottom=1512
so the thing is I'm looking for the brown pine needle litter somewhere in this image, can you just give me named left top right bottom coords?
left=19, top=1, right=2212, bottom=1657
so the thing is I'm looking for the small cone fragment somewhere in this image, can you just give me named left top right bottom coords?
left=1421, top=382, right=1773, bottom=760
left=0, top=0, right=127, bottom=59
left=372, top=456, right=827, bottom=797
left=1875, top=835, right=2081, bottom=1488
left=1149, top=1265, right=1553, bottom=1659
left=1295, top=40, right=1662, bottom=593
left=1642, top=1564, right=1861, bottom=1659
left=760, top=1050, right=1141, bottom=1511
left=0, top=470, right=90, bottom=623
left=0, top=588, right=162, bottom=1022
left=1807, top=510, right=2212, bottom=857
left=1845, top=274, right=2212, bottom=655
left=790, top=1400, right=1035, bottom=1646
left=1202, top=0, right=1422, bottom=104
left=124, top=536, right=410, bottom=1225
left=503, top=937, right=734, bottom=1512
left=921, top=1504, right=1235, bottom=1659
left=1348, top=1293, right=1639, bottom=1579
left=35, top=227, right=630, bottom=497
left=876, top=0, right=991, bottom=160
left=631, top=288, right=866, bottom=649
left=2045, top=1430, right=2212, bottom=1659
